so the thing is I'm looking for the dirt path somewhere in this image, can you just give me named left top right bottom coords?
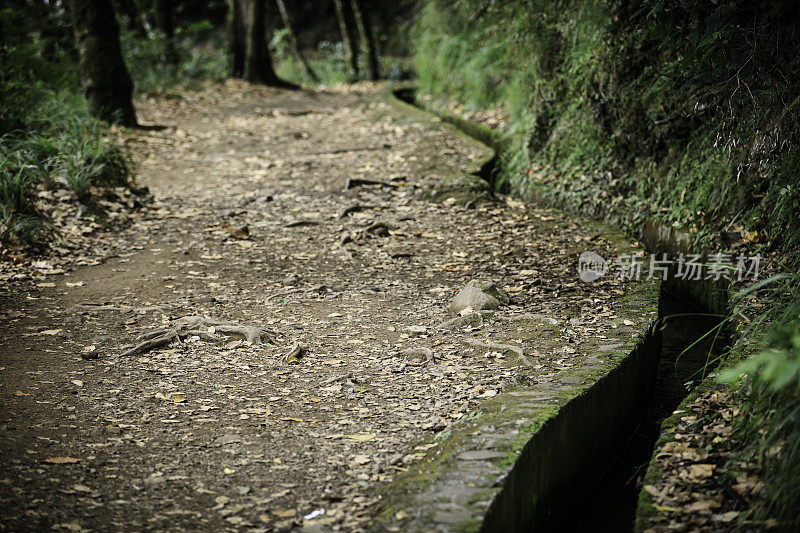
left=1, top=81, right=634, bottom=531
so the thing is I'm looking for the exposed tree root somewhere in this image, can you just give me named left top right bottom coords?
left=121, top=330, right=179, bottom=357
left=466, top=338, right=533, bottom=367
left=110, top=314, right=277, bottom=356
left=171, top=316, right=275, bottom=344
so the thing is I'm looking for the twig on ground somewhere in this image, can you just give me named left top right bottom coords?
left=344, top=178, right=397, bottom=191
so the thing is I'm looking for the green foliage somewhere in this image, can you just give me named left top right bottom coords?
left=273, top=38, right=349, bottom=86
left=414, top=1, right=800, bottom=523
left=413, top=0, right=800, bottom=265
left=121, top=21, right=228, bottom=92
left=718, top=273, right=800, bottom=527
left=0, top=2, right=131, bottom=245
left=720, top=274, right=800, bottom=389
left=272, top=33, right=411, bottom=87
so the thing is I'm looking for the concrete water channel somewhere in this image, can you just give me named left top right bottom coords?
left=380, top=88, right=730, bottom=532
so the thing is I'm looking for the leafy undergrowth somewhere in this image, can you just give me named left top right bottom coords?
left=412, top=0, right=800, bottom=264
left=271, top=30, right=413, bottom=87
left=717, top=275, right=800, bottom=529
left=0, top=4, right=146, bottom=253
left=121, top=21, right=228, bottom=93
left=639, top=387, right=766, bottom=531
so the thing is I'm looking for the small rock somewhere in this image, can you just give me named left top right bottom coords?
left=449, top=280, right=510, bottom=314
left=143, top=476, right=166, bottom=487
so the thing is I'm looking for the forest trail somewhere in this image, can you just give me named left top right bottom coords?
left=1, top=81, right=631, bottom=531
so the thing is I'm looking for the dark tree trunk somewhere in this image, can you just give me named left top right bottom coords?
left=154, top=0, right=173, bottom=37
left=350, top=0, right=379, bottom=80
left=332, top=0, right=359, bottom=82
left=230, top=0, right=294, bottom=87
left=70, top=0, right=137, bottom=126
left=154, top=0, right=177, bottom=63
left=115, top=0, right=147, bottom=38
left=244, top=0, right=275, bottom=83
left=275, top=0, right=319, bottom=83
left=228, top=0, right=246, bottom=77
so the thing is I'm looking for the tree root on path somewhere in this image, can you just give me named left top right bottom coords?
left=121, top=330, right=180, bottom=357
left=120, top=316, right=277, bottom=356
left=466, top=338, right=533, bottom=367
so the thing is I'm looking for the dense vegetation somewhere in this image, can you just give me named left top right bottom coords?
left=0, top=3, right=133, bottom=245
left=412, top=0, right=800, bottom=526
left=415, top=0, right=800, bottom=262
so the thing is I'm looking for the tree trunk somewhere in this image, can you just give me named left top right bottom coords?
left=230, top=0, right=294, bottom=87
left=349, top=0, right=379, bottom=80
left=275, top=0, right=319, bottom=83
left=154, top=0, right=177, bottom=63
left=244, top=0, right=275, bottom=83
left=332, top=0, right=359, bottom=82
left=115, top=0, right=147, bottom=38
left=70, top=0, right=137, bottom=126
left=228, top=0, right=246, bottom=77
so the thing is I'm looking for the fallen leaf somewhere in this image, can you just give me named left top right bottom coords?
left=345, top=434, right=376, bottom=441
left=42, top=456, right=83, bottom=464
left=303, top=509, right=324, bottom=520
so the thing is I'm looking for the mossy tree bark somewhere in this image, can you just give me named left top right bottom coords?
left=349, top=0, right=380, bottom=80
left=71, top=0, right=137, bottom=126
left=333, top=0, right=359, bottom=82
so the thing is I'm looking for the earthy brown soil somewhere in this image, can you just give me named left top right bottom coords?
left=1, top=80, right=638, bottom=531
